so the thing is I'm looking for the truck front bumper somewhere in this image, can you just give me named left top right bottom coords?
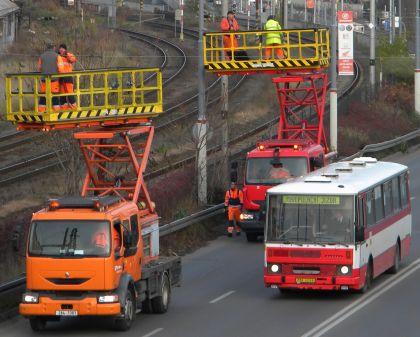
left=239, top=218, right=265, bottom=233
left=20, top=295, right=121, bottom=317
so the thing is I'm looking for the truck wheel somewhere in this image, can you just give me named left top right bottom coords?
left=115, top=289, right=135, bottom=331
left=246, top=233, right=258, bottom=242
left=29, top=317, right=47, bottom=331
left=151, top=274, right=171, bottom=314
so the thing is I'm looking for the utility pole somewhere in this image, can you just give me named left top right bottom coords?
left=329, top=0, right=338, bottom=152
left=398, top=0, right=402, bottom=37
left=221, top=0, right=230, bottom=186
left=369, top=0, right=376, bottom=92
left=283, top=0, right=288, bottom=28
left=197, top=0, right=208, bottom=204
left=416, top=0, right=420, bottom=114
left=180, top=0, right=184, bottom=42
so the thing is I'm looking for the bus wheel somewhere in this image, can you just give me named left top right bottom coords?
left=29, top=317, right=47, bottom=331
left=360, top=261, right=372, bottom=293
left=115, top=289, right=135, bottom=331
left=388, top=243, right=400, bottom=274
left=152, top=274, right=171, bottom=314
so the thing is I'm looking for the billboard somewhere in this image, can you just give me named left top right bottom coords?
left=338, top=11, right=354, bottom=76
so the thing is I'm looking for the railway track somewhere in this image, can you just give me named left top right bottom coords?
left=0, top=26, right=247, bottom=185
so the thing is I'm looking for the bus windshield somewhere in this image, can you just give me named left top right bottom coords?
left=28, top=220, right=111, bottom=257
left=246, top=157, right=308, bottom=185
left=266, top=194, right=355, bottom=245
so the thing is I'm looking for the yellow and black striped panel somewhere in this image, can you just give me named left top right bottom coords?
left=205, top=58, right=330, bottom=72
left=9, top=104, right=162, bottom=124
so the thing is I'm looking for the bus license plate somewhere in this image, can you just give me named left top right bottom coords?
left=296, top=278, right=316, bottom=284
left=55, top=310, right=78, bottom=316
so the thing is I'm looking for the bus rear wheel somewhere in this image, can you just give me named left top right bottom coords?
left=388, top=243, right=400, bottom=274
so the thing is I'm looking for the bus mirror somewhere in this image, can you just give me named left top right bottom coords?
left=230, top=161, right=238, bottom=182
left=310, top=156, right=324, bottom=169
left=114, top=250, right=121, bottom=259
left=355, top=225, right=364, bottom=242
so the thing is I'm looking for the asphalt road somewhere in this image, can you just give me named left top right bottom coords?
left=1, top=147, right=419, bottom=336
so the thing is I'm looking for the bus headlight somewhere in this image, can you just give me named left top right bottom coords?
left=337, top=265, right=352, bottom=276
left=269, top=264, right=281, bottom=274
left=22, top=293, right=39, bottom=304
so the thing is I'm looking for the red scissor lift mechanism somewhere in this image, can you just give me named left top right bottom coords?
left=73, top=123, right=155, bottom=212
left=272, top=71, right=329, bottom=152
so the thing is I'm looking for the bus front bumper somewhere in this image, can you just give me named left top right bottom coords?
left=264, top=274, right=362, bottom=291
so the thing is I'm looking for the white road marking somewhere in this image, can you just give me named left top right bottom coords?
left=301, top=258, right=420, bottom=337
left=410, top=197, right=415, bottom=201
left=142, top=328, right=164, bottom=337
left=209, top=290, right=236, bottom=304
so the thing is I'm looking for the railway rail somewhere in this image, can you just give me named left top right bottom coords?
left=0, top=27, right=247, bottom=185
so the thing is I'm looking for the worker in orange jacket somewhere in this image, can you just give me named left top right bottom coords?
left=58, top=43, right=77, bottom=109
left=220, top=10, right=239, bottom=60
left=37, top=40, right=65, bottom=112
left=224, top=181, right=244, bottom=237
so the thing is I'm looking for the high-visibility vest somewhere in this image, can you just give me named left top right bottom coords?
left=264, top=19, right=282, bottom=45
left=61, top=52, right=76, bottom=73
left=225, top=188, right=244, bottom=206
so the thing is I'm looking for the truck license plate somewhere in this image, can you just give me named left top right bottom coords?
left=296, top=278, right=316, bottom=284
left=55, top=310, right=78, bottom=316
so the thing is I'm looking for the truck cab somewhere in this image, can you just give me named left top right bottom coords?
left=20, top=196, right=180, bottom=331
left=240, top=140, right=325, bottom=242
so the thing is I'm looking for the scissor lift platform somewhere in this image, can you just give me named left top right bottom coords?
left=5, top=68, right=163, bottom=130
left=203, top=28, right=330, bottom=75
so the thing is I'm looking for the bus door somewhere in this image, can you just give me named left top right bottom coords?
left=356, top=194, right=370, bottom=269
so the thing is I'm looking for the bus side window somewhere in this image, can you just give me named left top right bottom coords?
left=366, top=190, right=375, bottom=227
left=392, top=177, right=401, bottom=211
left=374, top=185, right=384, bottom=222
left=356, top=196, right=366, bottom=242
left=400, top=173, right=409, bottom=208
left=383, top=181, right=393, bottom=217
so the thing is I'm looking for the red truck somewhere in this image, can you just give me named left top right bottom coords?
left=239, top=73, right=335, bottom=241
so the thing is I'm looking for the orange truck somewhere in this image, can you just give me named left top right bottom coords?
left=19, top=126, right=181, bottom=331
left=8, top=67, right=181, bottom=331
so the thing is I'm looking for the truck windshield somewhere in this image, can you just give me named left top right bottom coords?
left=28, top=220, right=111, bottom=257
left=246, top=157, right=308, bottom=185
left=266, top=194, right=355, bottom=245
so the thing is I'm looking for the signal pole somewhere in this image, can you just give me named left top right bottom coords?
left=416, top=0, right=420, bottom=114
left=329, top=0, right=338, bottom=152
left=197, top=0, right=208, bottom=204
left=369, top=0, right=376, bottom=91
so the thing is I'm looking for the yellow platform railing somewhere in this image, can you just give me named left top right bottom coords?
left=6, top=68, right=163, bottom=128
left=203, top=28, right=330, bottom=73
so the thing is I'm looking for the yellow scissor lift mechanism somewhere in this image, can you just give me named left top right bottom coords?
left=203, top=28, right=330, bottom=75
left=6, top=67, right=163, bottom=131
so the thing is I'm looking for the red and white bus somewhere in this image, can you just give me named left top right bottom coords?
left=264, top=157, right=411, bottom=292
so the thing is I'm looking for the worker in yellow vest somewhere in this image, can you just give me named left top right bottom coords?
left=264, top=16, right=284, bottom=60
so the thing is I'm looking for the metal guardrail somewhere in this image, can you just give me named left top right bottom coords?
left=342, top=129, right=420, bottom=161
left=160, top=204, right=225, bottom=237
left=0, top=276, right=26, bottom=293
